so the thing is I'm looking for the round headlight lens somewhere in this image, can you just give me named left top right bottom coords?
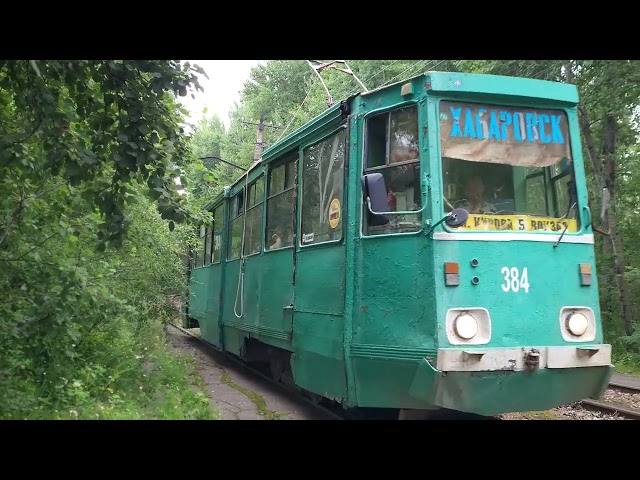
left=566, top=312, right=589, bottom=336
left=455, top=314, right=478, bottom=339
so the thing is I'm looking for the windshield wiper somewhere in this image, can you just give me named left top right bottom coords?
left=553, top=202, right=577, bottom=248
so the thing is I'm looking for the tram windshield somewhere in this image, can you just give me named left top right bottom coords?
left=439, top=100, right=579, bottom=233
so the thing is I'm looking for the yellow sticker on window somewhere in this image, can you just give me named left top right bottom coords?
left=329, top=198, right=341, bottom=229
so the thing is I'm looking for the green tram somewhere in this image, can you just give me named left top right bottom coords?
left=185, top=71, right=613, bottom=418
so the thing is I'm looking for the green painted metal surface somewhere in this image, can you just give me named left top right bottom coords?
left=292, top=311, right=347, bottom=400
left=187, top=267, right=209, bottom=321
left=434, top=241, right=602, bottom=347
left=408, top=360, right=612, bottom=415
left=423, top=71, right=579, bottom=104
left=187, top=70, right=612, bottom=416
left=294, top=247, right=346, bottom=316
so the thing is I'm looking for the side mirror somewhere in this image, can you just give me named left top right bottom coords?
left=587, top=187, right=611, bottom=236
left=445, top=208, right=469, bottom=228
left=361, top=173, right=390, bottom=213
left=592, top=187, right=611, bottom=236
left=600, top=187, right=610, bottom=225
left=425, top=207, right=469, bottom=236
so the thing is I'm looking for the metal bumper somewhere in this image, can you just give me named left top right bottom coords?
left=435, top=344, right=612, bottom=372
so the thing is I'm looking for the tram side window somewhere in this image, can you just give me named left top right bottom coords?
left=228, top=190, right=244, bottom=261
left=266, top=155, right=296, bottom=251
left=363, top=105, right=421, bottom=236
left=301, top=129, right=346, bottom=245
left=244, top=176, right=264, bottom=255
left=212, top=205, right=223, bottom=264
left=195, top=225, right=205, bottom=267
left=204, top=224, right=212, bottom=266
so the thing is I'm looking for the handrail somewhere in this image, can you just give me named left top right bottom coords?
left=366, top=197, right=426, bottom=216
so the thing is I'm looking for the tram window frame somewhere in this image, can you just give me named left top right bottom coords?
left=521, top=161, right=577, bottom=221
left=227, top=188, right=245, bottom=261
left=523, top=168, right=549, bottom=216
left=195, top=224, right=205, bottom=268
left=244, top=175, right=264, bottom=256
left=204, top=223, right=212, bottom=266
left=211, top=204, right=224, bottom=264
left=361, top=103, right=423, bottom=237
left=550, top=167, right=576, bottom=220
left=265, top=154, right=296, bottom=252
left=299, top=127, right=347, bottom=248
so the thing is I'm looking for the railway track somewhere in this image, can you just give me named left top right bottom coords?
left=166, top=322, right=498, bottom=420
left=608, top=377, right=640, bottom=395
left=580, top=399, right=640, bottom=419
left=579, top=376, right=640, bottom=420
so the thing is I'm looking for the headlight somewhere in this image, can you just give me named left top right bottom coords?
left=455, top=314, right=478, bottom=339
left=566, top=312, right=589, bottom=336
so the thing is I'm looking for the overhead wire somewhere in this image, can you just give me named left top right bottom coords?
left=276, top=60, right=446, bottom=148
left=379, top=59, right=443, bottom=88
left=275, top=85, right=314, bottom=141
left=364, top=60, right=403, bottom=85
left=379, top=59, right=431, bottom=87
left=274, top=60, right=556, bottom=147
left=342, top=60, right=403, bottom=99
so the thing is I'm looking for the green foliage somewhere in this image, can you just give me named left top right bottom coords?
left=0, top=60, right=216, bottom=419
left=182, top=114, right=229, bottom=202
left=191, top=115, right=226, bottom=159
left=0, top=185, right=213, bottom=419
left=0, top=60, right=209, bottom=249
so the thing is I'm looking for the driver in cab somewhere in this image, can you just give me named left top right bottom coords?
left=457, top=177, right=497, bottom=214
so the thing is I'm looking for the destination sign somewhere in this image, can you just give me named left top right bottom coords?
left=455, top=214, right=578, bottom=232
left=439, top=101, right=573, bottom=168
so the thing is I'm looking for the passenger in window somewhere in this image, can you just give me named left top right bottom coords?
left=458, top=176, right=497, bottom=214
left=269, top=227, right=283, bottom=250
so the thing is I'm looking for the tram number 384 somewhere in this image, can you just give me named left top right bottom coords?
left=501, top=266, right=530, bottom=293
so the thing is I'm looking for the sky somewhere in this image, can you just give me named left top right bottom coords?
left=178, top=60, right=264, bottom=129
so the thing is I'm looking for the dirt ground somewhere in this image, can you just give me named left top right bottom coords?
left=165, top=326, right=336, bottom=420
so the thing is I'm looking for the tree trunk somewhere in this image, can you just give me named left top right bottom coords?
left=578, top=105, right=634, bottom=336
left=608, top=207, right=634, bottom=335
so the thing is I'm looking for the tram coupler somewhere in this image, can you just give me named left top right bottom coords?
left=523, top=348, right=541, bottom=370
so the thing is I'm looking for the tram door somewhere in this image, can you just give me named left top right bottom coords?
left=291, top=126, right=349, bottom=400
